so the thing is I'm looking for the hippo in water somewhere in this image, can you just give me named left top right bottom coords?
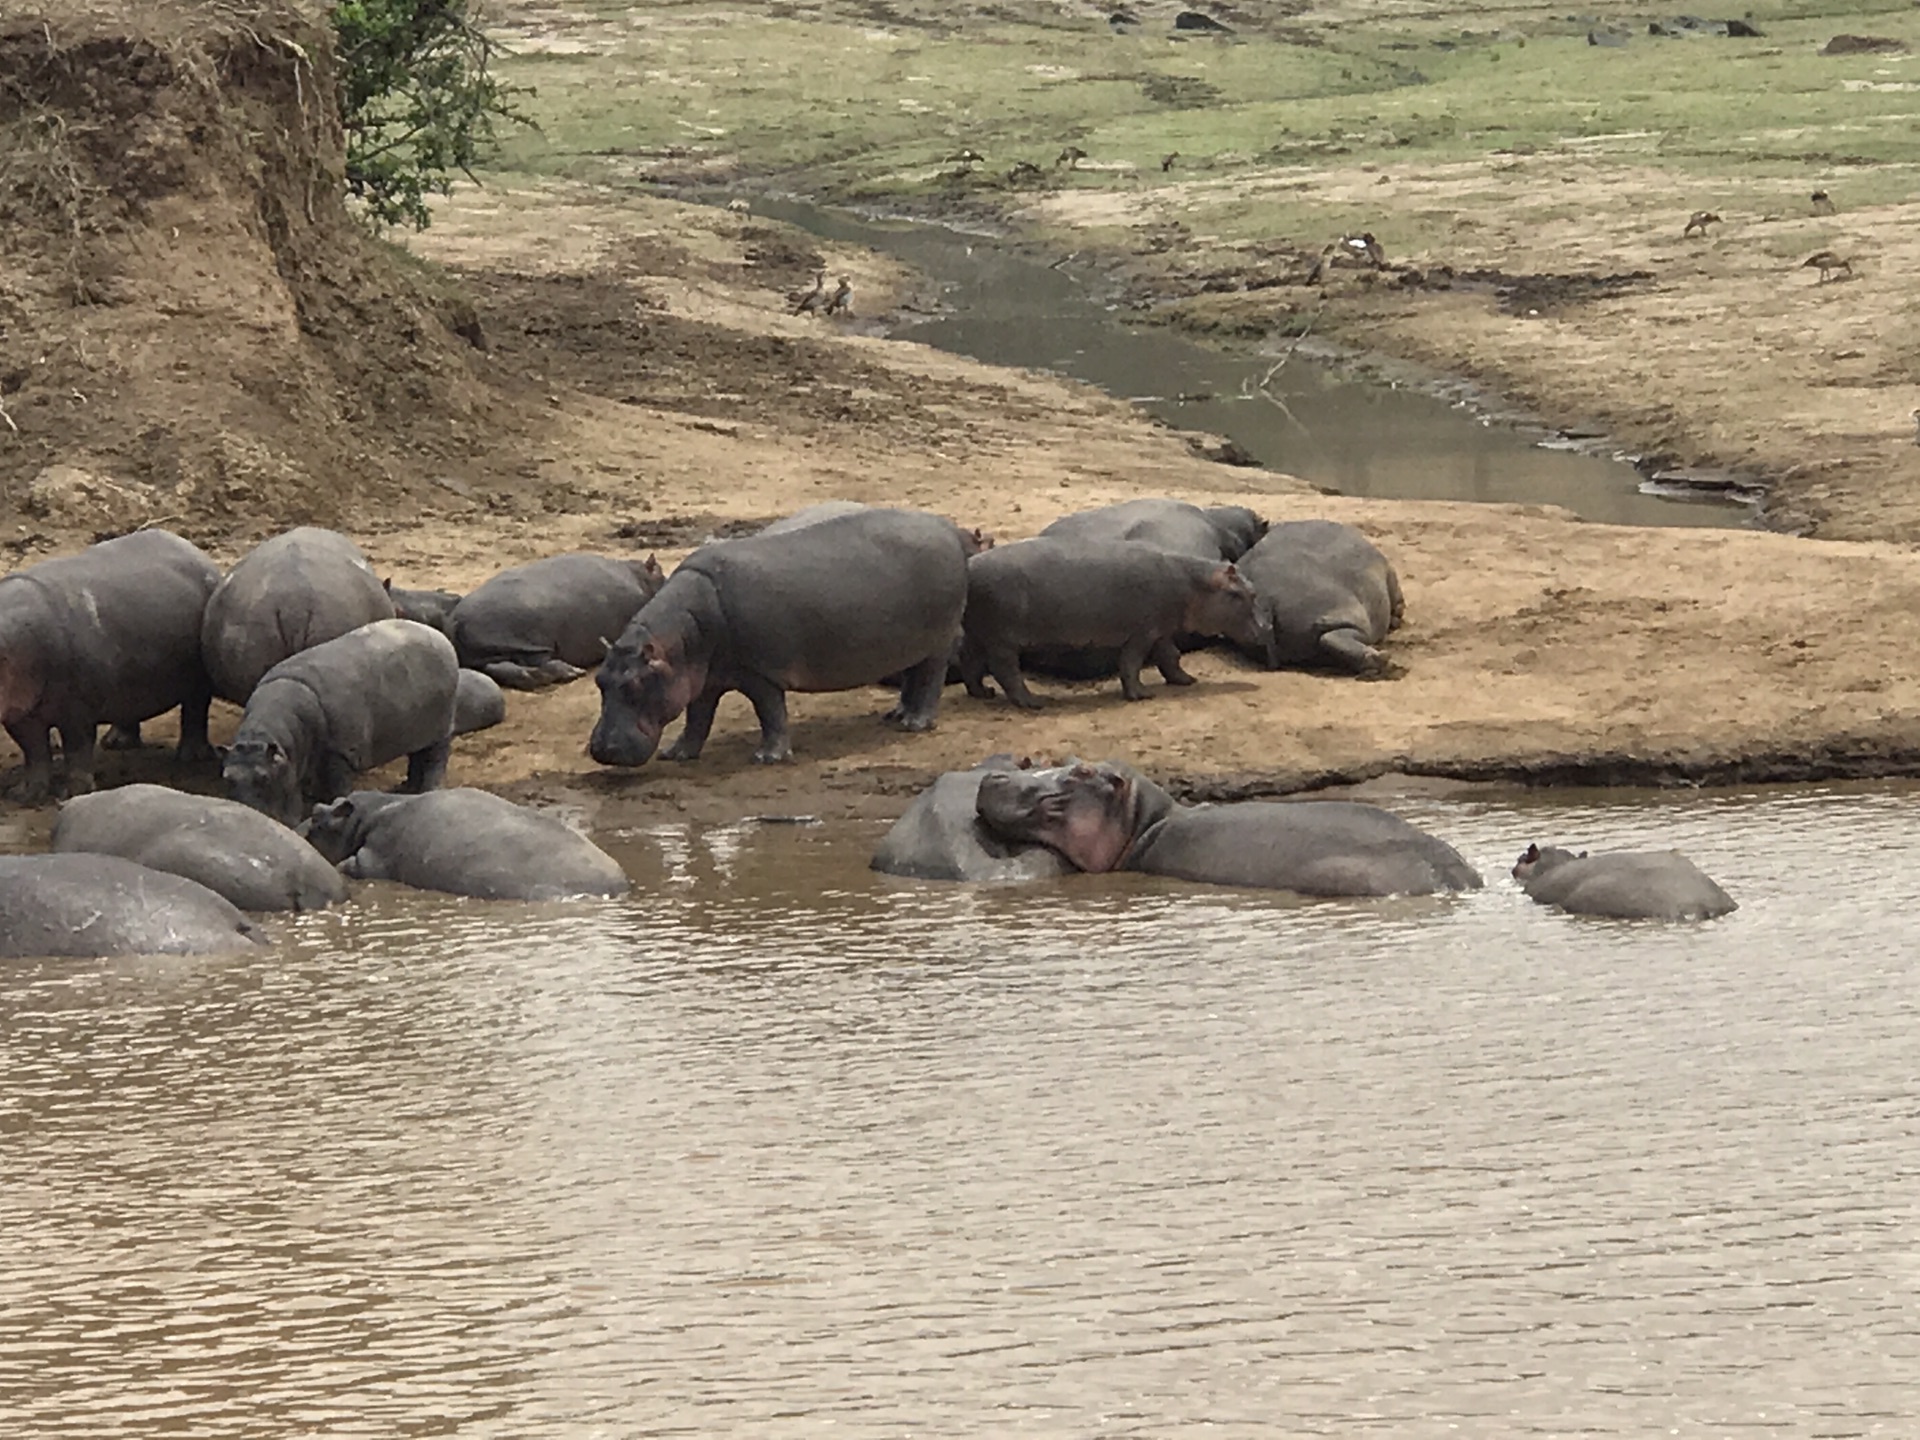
left=303, top=789, right=630, bottom=900
left=975, top=760, right=1482, bottom=896
left=1512, top=843, right=1737, bottom=920
left=870, top=756, right=1076, bottom=883
left=761, top=501, right=993, bottom=556
left=201, top=527, right=396, bottom=702
left=224, top=618, right=459, bottom=826
left=0, top=528, right=221, bottom=801
left=1039, top=498, right=1266, bottom=562
left=53, top=783, right=347, bottom=912
left=591, top=506, right=969, bottom=766
left=958, top=538, right=1268, bottom=707
left=450, top=553, right=665, bottom=689
left=1233, top=520, right=1404, bottom=676
left=0, top=853, right=262, bottom=957
left=384, top=581, right=463, bottom=637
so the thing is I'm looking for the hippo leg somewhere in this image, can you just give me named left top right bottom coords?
left=883, top=650, right=947, bottom=732
left=984, top=644, right=1043, bottom=711
left=102, top=722, right=143, bottom=750
left=1115, top=636, right=1158, bottom=702
left=404, top=735, right=452, bottom=793
left=56, top=718, right=99, bottom=796
left=957, top=637, right=994, bottom=701
left=175, top=687, right=217, bottom=764
left=320, top=751, right=358, bottom=803
left=1150, top=636, right=1197, bottom=688
left=1387, top=570, right=1406, bottom=632
left=5, top=718, right=56, bottom=803
left=480, top=658, right=587, bottom=691
left=662, top=688, right=723, bottom=762
left=739, top=675, right=794, bottom=764
left=1319, top=628, right=1386, bottom=676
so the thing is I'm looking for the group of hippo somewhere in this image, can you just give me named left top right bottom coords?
left=0, top=499, right=1735, bottom=957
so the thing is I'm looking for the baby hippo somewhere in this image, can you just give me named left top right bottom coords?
left=304, top=789, right=630, bottom=901
left=1512, top=843, right=1737, bottom=921
left=959, top=538, right=1268, bottom=707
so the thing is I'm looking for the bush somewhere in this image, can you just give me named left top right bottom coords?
left=332, top=0, right=530, bottom=230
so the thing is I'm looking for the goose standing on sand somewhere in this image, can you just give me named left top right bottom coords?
left=823, top=277, right=853, bottom=316
left=789, top=272, right=826, bottom=315
left=1801, top=250, right=1852, bottom=283
left=1811, top=189, right=1836, bottom=215
left=1683, top=210, right=1721, bottom=238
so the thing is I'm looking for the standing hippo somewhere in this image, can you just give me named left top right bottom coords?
left=958, top=539, right=1268, bottom=708
left=870, top=756, right=1076, bottom=883
left=453, top=669, right=507, bottom=735
left=976, top=760, right=1482, bottom=896
left=450, top=553, right=665, bottom=689
left=591, top=507, right=969, bottom=766
left=223, top=618, right=458, bottom=826
left=762, top=501, right=993, bottom=555
left=304, top=789, right=630, bottom=900
left=1512, top=843, right=1738, bottom=920
left=0, top=853, right=261, bottom=957
left=201, top=527, right=396, bottom=702
left=1040, top=498, right=1267, bottom=562
left=384, top=581, right=462, bottom=637
left=0, top=529, right=220, bottom=801
left=1234, top=520, right=1404, bottom=676
left=53, top=783, right=346, bottom=912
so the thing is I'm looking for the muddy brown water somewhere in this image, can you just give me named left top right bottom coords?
left=2, top=784, right=1915, bottom=1435
left=759, top=198, right=1757, bottom=529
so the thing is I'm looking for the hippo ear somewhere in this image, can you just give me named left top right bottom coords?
left=638, top=637, right=671, bottom=671
left=644, top=554, right=663, bottom=578
left=265, top=740, right=285, bottom=764
left=1207, top=562, right=1238, bottom=589
left=1522, top=843, right=1539, bottom=862
left=383, top=577, right=394, bottom=594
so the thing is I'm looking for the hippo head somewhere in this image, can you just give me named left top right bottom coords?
left=590, top=626, right=708, bottom=768
left=1205, top=505, right=1269, bottom=561
left=975, top=760, right=1140, bottom=873
left=960, top=526, right=994, bottom=557
left=301, top=797, right=360, bottom=862
left=223, top=737, right=303, bottom=827
left=627, top=554, right=666, bottom=598
left=1185, top=562, right=1270, bottom=650
left=1511, top=843, right=1588, bottom=882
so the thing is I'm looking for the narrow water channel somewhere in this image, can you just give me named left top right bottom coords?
left=757, top=198, right=1754, bottom=530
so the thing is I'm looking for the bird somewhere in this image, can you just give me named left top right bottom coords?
left=1683, top=210, right=1722, bottom=238
left=789, top=272, right=825, bottom=315
left=1811, top=189, right=1836, bottom=215
left=1339, top=232, right=1386, bottom=267
left=1161, top=151, right=1179, bottom=172
left=823, top=277, right=852, bottom=316
left=1305, top=244, right=1334, bottom=286
left=1055, top=145, right=1087, bottom=170
left=725, top=198, right=750, bottom=215
left=1007, top=158, right=1044, bottom=183
left=949, top=148, right=985, bottom=168
left=1801, top=250, right=1852, bottom=283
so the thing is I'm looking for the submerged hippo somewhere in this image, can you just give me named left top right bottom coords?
left=0, top=528, right=221, bottom=801
left=870, top=756, right=1076, bottom=883
left=53, top=783, right=346, bottom=912
left=453, top=669, right=507, bottom=735
left=958, top=538, right=1268, bottom=707
left=1512, top=844, right=1738, bottom=920
left=1234, top=520, right=1404, bottom=676
left=224, top=618, right=458, bottom=826
left=1039, top=498, right=1266, bottom=562
left=591, top=507, right=969, bottom=766
left=0, top=853, right=262, bottom=957
left=384, top=581, right=462, bottom=637
left=762, top=501, right=993, bottom=555
left=201, top=527, right=396, bottom=702
left=975, top=760, right=1482, bottom=896
left=304, top=789, right=630, bottom=900
left=450, top=553, right=665, bottom=690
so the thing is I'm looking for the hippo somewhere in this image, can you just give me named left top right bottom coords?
left=303, top=789, right=630, bottom=900
left=1234, top=520, right=1404, bottom=676
left=870, top=756, right=1077, bottom=883
left=201, top=526, right=396, bottom=702
left=1512, top=843, right=1738, bottom=920
left=453, top=668, right=507, bottom=735
left=0, top=528, right=220, bottom=801
left=223, top=618, right=458, bottom=826
left=52, top=783, right=346, bottom=912
left=1039, top=498, right=1267, bottom=562
left=958, top=538, right=1268, bottom=707
left=591, top=507, right=969, bottom=766
left=384, top=581, right=462, bottom=636
left=762, top=501, right=993, bottom=555
left=0, top=853, right=262, bottom=957
left=450, top=553, right=665, bottom=689
left=975, top=760, right=1483, bottom=896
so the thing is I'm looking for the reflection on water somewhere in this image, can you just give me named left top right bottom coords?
left=756, top=198, right=1752, bottom=530
left=3, top=788, right=1917, bottom=1435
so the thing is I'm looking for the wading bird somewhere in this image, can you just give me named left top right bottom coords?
left=789, top=272, right=826, bottom=315
left=1801, top=250, right=1852, bottom=283
left=1683, top=210, right=1722, bottom=238
left=823, top=277, right=853, bottom=316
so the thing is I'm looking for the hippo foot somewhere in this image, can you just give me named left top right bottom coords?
left=660, top=742, right=702, bottom=763
left=1162, top=671, right=1197, bottom=687
left=1356, top=659, right=1407, bottom=683
left=9, top=777, right=55, bottom=806
left=102, top=724, right=144, bottom=751
left=176, top=737, right=220, bottom=763
left=750, top=745, right=793, bottom=765
left=880, top=705, right=937, bottom=733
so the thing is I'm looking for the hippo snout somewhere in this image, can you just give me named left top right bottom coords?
left=588, top=713, right=659, bottom=768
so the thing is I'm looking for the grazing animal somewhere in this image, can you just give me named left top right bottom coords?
left=789, top=272, right=826, bottom=315
left=1008, top=159, right=1044, bottom=183
left=1056, top=145, right=1087, bottom=170
left=1161, top=151, right=1179, bottom=172
left=823, top=276, right=853, bottom=316
left=1683, top=210, right=1721, bottom=238
left=950, top=148, right=985, bottom=168
left=1340, top=232, right=1386, bottom=267
left=1810, top=189, right=1835, bottom=215
left=1802, top=250, right=1852, bottom=283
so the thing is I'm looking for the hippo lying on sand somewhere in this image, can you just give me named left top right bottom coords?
left=1512, top=844, right=1737, bottom=920
left=871, top=756, right=1076, bottom=883
left=304, top=789, right=630, bottom=900
left=1234, top=520, right=1403, bottom=676
left=451, top=553, right=665, bottom=689
left=975, top=760, right=1482, bottom=896
left=959, top=539, right=1268, bottom=707
left=53, top=783, right=347, bottom=912
left=0, top=853, right=262, bottom=957
left=591, top=507, right=969, bottom=766
left=201, top=526, right=395, bottom=702
left=224, top=618, right=458, bottom=826
left=0, top=528, right=220, bottom=801
left=1040, top=498, right=1266, bottom=562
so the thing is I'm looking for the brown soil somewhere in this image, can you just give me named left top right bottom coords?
left=9, top=2, right=1920, bottom=832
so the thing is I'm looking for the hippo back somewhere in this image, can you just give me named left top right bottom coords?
left=1235, top=521, right=1398, bottom=662
left=1520, top=850, right=1737, bottom=920
left=872, top=769, right=1076, bottom=883
left=202, top=527, right=395, bottom=701
left=258, top=618, right=458, bottom=770
left=1041, top=498, right=1265, bottom=561
left=451, top=554, right=663, bottom=669
left=0, top=853, right=262, bottom=957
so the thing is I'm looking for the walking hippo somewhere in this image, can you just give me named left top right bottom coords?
left=223, top=618, right=459, bottom=826
left=590, top=507, right=969, bottom=766
left=1234, top=520, right=1404, bottom=676
left=958, top=539, right=1268, bottom=708
left=975, top=760, right=1482, bottom=896
left=53, top=783, right=346, bottom=912
left=1512, top=843, right=1737, bottom=920
left=453, top=669, right=507, bottom=735
left=450, top=553, right=665, bottom=689
left=201, top=527, right=396, bottom=702
left=871, top=756, right=1076, bottom=883
left=762, top=502, right=993, bottom=555
left=0, top=528, right=220, bottom=801
left=304, top=789, right=630, bottom=900
left=0, top=853, right=262, bottom=957
left=384, top=581, right=463, bottom=636
left=1040, top=498, right=1266, bottom=562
